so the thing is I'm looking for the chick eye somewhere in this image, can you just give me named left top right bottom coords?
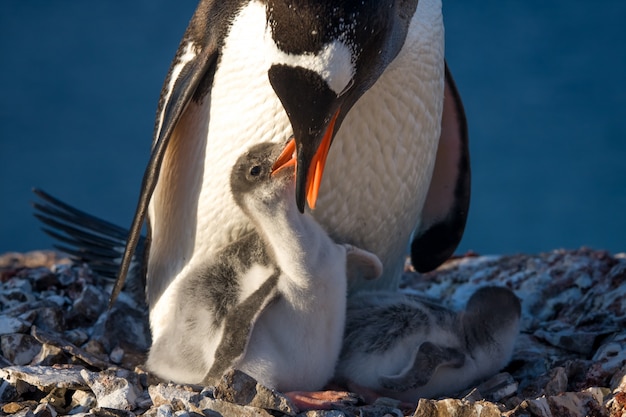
left=249, top=165, right=262, bottom=177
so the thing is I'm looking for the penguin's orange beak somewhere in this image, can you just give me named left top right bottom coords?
left=271, top=109, right=339, bottom=210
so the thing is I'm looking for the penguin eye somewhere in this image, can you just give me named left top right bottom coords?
left=249, top=165, right=262, bottom=177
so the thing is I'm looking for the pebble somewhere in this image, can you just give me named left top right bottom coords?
left=1, top=334, right=41, bottom=365
left=413, top=398, right=502, bottom=417
left=31, top=307, right=65, bottom=333
left=466, top=373, right=519, bottom=403
left=81, top=368, right=143, bottom=410
left=0, top=316, right=30, bottom=335
left=214, top=369, right=298, bottom=415
left=71, top=389, right=98, bottom=413
left=110, top=346, right=125, bottom=364
left=73, top=284, right=108, bottom=321
left=30, top=343, right=66, bottom=366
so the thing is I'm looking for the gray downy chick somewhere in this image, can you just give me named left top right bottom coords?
left=335, top=286, right=521, bottom=402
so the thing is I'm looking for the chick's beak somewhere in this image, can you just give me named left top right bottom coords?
left=271, top=138, right=296, bottom=176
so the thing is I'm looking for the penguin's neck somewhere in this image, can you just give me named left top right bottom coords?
left=244, top=190, right=345, bottom=292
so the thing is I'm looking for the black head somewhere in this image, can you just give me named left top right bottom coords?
left=265, top=0, right=420, bottom=211
left=464, top=286, right=522, bottom=332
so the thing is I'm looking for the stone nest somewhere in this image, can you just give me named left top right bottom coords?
left=1, top=247, right=625, bottom=417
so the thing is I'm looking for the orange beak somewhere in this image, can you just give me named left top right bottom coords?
left=306, top=109, right=338, bottom=210
left=271, top=109, right=339, bottom=210
left=271, top=138, right=297, bottom=176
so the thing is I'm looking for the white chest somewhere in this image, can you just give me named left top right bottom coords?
left=315, top=0, right=445, bottom=288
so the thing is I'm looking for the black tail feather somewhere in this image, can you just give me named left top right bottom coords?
left=34, top=214, right=124, bottom=259
left=38, top=226, right=121, bottom=260
left=32, top=189, right=130, bottom=240
left=31, top=188, right=146, bottom=300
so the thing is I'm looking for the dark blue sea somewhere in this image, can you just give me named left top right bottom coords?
left=1, top=1, right=625, bottom=257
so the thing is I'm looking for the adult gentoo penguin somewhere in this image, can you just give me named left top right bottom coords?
left=108, top=0, right=469, bottom=380
left=113, top=0, right=469, bottom=297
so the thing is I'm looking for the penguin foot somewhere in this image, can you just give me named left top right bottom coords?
left=284, top=390, right=362, bottom=411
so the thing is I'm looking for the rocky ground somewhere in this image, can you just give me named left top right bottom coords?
left=1, top=247, right=625, bottom=417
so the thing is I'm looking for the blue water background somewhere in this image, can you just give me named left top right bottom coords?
left=1, top=1, right=625, bottom=256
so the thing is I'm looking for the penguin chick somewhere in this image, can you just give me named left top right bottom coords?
left=226, top=141, right=383, bottom=392
left=148, top=141, right=383, bottom=392
left=335, top=286, right=521, bottom=402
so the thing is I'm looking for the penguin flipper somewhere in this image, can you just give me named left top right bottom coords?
left=31, top=188, right=146, bottom=298
left=411, top=62, right=470, bottom=273
left=378, top=341, right=465, bottom=392
left=111, top=1, right=225, bottom=305
left=344, top=244, right=383, bottom=282
left=203, top=269, right=281, bottom=385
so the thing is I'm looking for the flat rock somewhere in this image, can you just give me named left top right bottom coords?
left=0, top=365, right=87, bottom=396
